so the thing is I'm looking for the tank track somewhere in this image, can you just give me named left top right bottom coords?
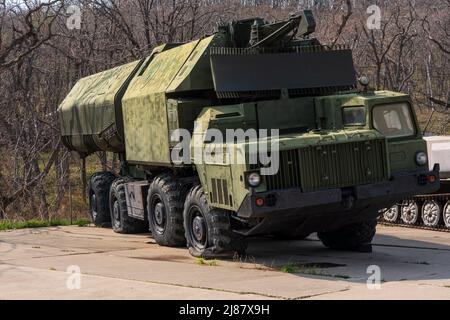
left=379, top=193, right=450, bottom=232
left=378, top=220, right=450, bottom=233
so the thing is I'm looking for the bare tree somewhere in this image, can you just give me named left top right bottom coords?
left=0, top=0, right=64, bottom=69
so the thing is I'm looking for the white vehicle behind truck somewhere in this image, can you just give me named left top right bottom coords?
left=382, top=136, right=450, bottom=229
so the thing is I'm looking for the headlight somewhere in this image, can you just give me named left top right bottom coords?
left=359, top=75, right=370, bottom=86
left=416, top=152, right=428, bottom=166
left=248, top=172, right=261, bottom=187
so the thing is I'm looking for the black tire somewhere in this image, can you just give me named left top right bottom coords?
left=183, top=185, right=247, bottom=258
left=88, top=172, right=116, bottom=227
left=318, top=220, right=377, bottom=251
left=110, top=177, right=148, bottom=234
left=147, top=174, right=187, bottom=247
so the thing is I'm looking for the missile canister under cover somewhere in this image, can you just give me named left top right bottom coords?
left=59, top=60, right=143, bottom=155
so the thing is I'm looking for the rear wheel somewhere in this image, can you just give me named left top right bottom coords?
left=318, top=220, right=377, bottom=251
left=88, top=172, right=116, bottom=227
left=183, top=185, right=247, bottom=258
left=147, top=174, right=187, bottom=247
left=421, top=200, right=442, bottom=227
left=401, top=200, right=420, bottom=225
left=110, top=178, right=148, bottom=234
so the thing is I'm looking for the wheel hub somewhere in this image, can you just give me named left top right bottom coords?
left=422, top=201, right=440, bottom=227
left=151, top=196, right=167, bottom=236
left=154, top=202, right=165, bottom=226
left=113, top=201, right=120, bottom=221
left=112, top=200, right=121, bottom=229
left=188, top=206, right=208, bottom=251
left=192, top=216, right=206, bottom=242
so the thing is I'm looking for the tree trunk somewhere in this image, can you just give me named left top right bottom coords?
left=80, top=157, right=87, bottom=204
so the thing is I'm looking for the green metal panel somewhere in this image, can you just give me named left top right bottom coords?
left=123, top=92, right=170, bottom=164
left=388, top=138, right=427, bottom=173
left=167, top=36, right=216, bottom=92
left=122, top=39, right=203, bottom=164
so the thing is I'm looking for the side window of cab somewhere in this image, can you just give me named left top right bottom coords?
left=342, top=106, right=366, bottom=126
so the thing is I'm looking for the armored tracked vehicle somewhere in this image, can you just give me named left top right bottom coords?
left=382, top=136, right=450, bottom=230
left=59, top=11, right=440, bottom=257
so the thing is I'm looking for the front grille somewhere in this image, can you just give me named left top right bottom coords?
left=211, top=178, right=232, bottom=206
left=265, top=139, right=388, bottom=192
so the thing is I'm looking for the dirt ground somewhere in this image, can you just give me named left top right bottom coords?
left=1, top=225, right=450, bottom=300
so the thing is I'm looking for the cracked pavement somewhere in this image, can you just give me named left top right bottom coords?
left=1, top=225, right=450, bottom=300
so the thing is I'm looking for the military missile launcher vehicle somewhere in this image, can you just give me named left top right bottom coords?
left=59, top=11, right=440, bottom=257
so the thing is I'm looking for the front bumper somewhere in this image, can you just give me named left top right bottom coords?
left=237, top=168, right=440, bottom=219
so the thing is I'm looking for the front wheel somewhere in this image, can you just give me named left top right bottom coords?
left=318, top=220, right=377, bottom=251
left=183, top=186, right=247, bottom=258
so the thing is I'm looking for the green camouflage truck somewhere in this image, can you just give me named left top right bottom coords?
left=59, top=11, right=440, bottom=257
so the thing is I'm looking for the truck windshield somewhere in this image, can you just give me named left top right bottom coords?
left=372, top=102, right=415, bottom=138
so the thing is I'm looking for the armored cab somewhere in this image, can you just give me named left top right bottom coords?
left=59, top=11, right=440, bottom=258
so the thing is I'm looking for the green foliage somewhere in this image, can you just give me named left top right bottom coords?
left=0, top=219, right=91, bottom=231
left=195, top=258, right=219, bottom=267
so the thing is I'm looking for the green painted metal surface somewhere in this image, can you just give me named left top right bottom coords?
left=121, top=36, right=216, bottom=165
left=193, top=91, right=426, bottom=210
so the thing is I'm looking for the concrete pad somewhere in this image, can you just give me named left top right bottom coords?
left=4, top=253, right=349, bottom=299
left=1, top=225, right=450, bottom=299
left=0, top=264, right=267, bottom=300
left=308, top=281, right=450, bottom=300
